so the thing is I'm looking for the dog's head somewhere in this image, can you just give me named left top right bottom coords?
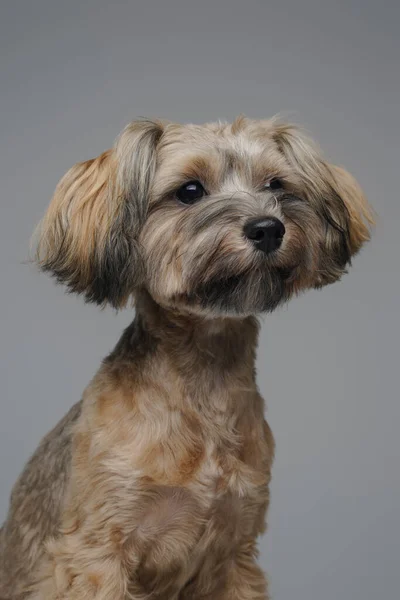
left=36, top=117, right=373, bottom=316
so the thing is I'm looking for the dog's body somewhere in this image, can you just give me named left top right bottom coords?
left=1, top=300, right=272, bottom=600
left=0, top=117, right=372, bottom=599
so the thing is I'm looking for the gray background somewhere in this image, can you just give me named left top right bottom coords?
left=0, top=1, right=399, bottom=598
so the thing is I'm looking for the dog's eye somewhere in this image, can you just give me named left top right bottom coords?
left=264, top=178, right=284, bottom=191
left=176, top=181, right=207, bottom=205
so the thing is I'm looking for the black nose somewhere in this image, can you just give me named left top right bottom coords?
left=244, top=217, right=285, bottom=254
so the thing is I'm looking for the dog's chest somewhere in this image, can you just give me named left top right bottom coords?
left=191, top=436, right=271, bottom=536
left=131, top=431, right=271, bottom=596
left=91, top=384, right=273, bottom=596
left=131, top=389, right=272, bottom=537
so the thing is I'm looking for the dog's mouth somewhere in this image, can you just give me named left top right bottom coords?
left=173, top=263, right=300, bottom=316
left=275, top=264, right=301, bottom=282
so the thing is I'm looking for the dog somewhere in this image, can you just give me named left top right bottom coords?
left=0, top=116, right=373, bottom=600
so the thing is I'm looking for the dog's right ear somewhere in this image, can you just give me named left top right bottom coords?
left=35, top=120, right=163, bottom=308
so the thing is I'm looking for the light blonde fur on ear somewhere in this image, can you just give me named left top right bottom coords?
left=35, top=119, right=164, bottom=307
left=35, top=149, right=116, bottom=295
left=271, top=121, right=374, bottom=262
left=328, top=164, right=375, bottom=254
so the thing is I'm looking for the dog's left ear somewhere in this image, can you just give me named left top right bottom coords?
left=272, top=123, right=374, bottom=285
left=35, top=119, right=163, bottom=307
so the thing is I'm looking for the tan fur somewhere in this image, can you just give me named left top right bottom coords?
left=328, top=164, right=374, bottom=252
left=36, top=149, right=115, bottom=290
left=1, top=116, right=373, bottom=600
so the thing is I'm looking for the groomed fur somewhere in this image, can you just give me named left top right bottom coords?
left=35, top=120, right=163, bottom=307
left=1, top=116, right=373, bottom=600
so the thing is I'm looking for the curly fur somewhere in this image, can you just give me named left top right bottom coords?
left=0, top=116, right=373, bottom=600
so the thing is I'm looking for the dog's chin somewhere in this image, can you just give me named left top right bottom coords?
left=169, top=267, right=296, bottom=318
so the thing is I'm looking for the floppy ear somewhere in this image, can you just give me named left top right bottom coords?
left=272, top=122, right=374, bottom=284
left=327, top=164, right=374, bottom=255
left=35, top=120, right=163, bottom=307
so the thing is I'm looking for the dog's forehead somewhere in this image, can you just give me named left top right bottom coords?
left=156, top=120, right=286, bottom=186
left=160, top=121, right=273, bottom=158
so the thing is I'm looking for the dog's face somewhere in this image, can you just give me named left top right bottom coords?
left=36, top=117, right=373, bottom=317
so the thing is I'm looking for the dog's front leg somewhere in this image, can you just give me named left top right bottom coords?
left=27, top=520, right=189, bottom=600
left=219, top=541, right=268, bottom=600
left=179, top=539, right=268, bottom=600
left=27, top=483, right=203, bottom=600
left=27, top=534, right=133, bottom=600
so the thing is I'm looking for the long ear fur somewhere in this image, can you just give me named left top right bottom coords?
left=327, top=164, right=374, bottom=254
left=272, top=122, right=374, bottom=284
left=35, top=119, right=163, bottom=307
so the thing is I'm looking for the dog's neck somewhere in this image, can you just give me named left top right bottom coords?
left=139, top=289, right=258, bottom=366
left=108, top=290, right=260, bottom=403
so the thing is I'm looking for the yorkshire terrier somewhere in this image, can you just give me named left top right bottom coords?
left=0, top=116, right=373, bottom=599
